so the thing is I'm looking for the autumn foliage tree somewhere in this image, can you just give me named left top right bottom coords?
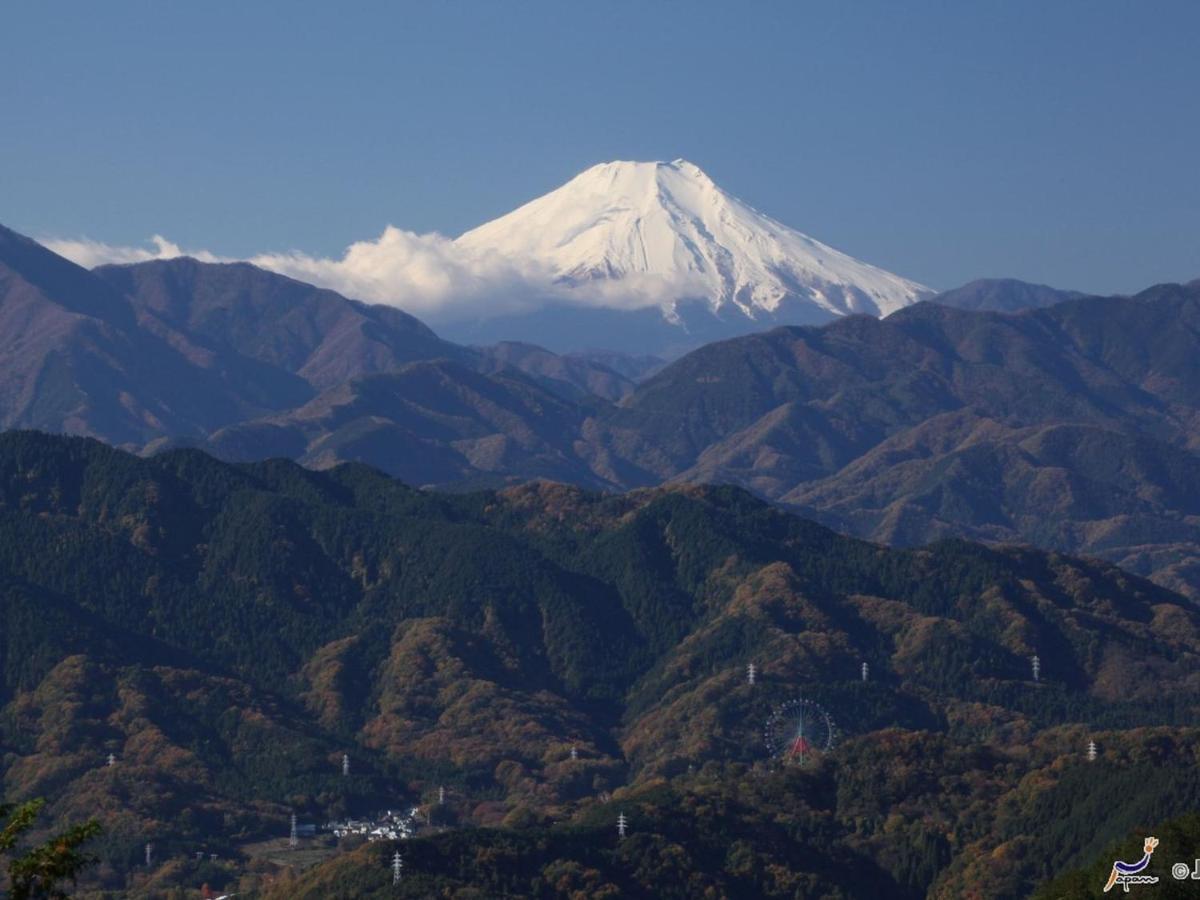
left=0, top=799, right=101, bottom=900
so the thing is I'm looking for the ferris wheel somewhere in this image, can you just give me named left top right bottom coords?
left=763, top=698, right=838, bottom=766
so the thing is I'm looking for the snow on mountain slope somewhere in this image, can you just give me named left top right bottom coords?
left=42, top=158, right=932, bottom=354
left=456, top=159, right=931, bottom=320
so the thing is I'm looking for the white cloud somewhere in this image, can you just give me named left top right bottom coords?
left=44, top=235, right=224, bottom=269
left=246, top=226, right=559, bottom=321
left=43, top=227, right=691, bottom=323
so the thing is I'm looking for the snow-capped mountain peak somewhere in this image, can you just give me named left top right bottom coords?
left=456, top=159, right=930, bottom=319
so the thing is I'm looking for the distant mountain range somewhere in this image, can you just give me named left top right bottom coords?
left=0, top=223, right=629, bottom=442
left=928, top=277, right=1084, bottom=312
left=599, top=284, right=1200, bottom=597
left=4, top=220, right=1200, bottom=597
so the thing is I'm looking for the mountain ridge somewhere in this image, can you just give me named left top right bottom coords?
left=927, top=277, right=1084, bottom=312
left=7, top=222, right=1200, bottom=597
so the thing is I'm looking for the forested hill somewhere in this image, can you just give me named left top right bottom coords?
left=2, top=431, right=1200, bottom=898
left=7, top=224, right=1200, bottom=601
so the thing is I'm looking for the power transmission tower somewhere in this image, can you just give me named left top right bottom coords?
left=145, top=843, right=153, bottom=867
left=617, top=812, right=628, bottom=840
left=570, top=746, right=578, bottom=761
left=342, top=753, right=350, bottom=776
left=1087, top=739, right=1098, bottom=761
left=861, top=662, right=869, bottom=682
left=438, top=785, right=445, bottom=805
left=1031, top=654, right=1041, bottom=682
left=106, top=753, right=116, bottom=767
left=289, top=813, right=298, bottom=849
left=392, top=850, right=403, bottom=885
left=747, top=662, right=756, bottom=685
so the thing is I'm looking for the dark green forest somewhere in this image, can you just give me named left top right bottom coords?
left=0, top=431, right=1198, bottom=898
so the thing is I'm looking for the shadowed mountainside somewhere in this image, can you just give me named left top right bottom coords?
left=590, top=285, right=1200, bottom=595
left=6, top=224, right=1200, bottom=598
left=93, top=256, right=466, bottom=391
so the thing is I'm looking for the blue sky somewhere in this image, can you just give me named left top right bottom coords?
left=2, top=0, right=1198, bottom=294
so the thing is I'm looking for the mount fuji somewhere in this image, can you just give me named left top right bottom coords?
left=445, top=159, right=932, bottom=354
